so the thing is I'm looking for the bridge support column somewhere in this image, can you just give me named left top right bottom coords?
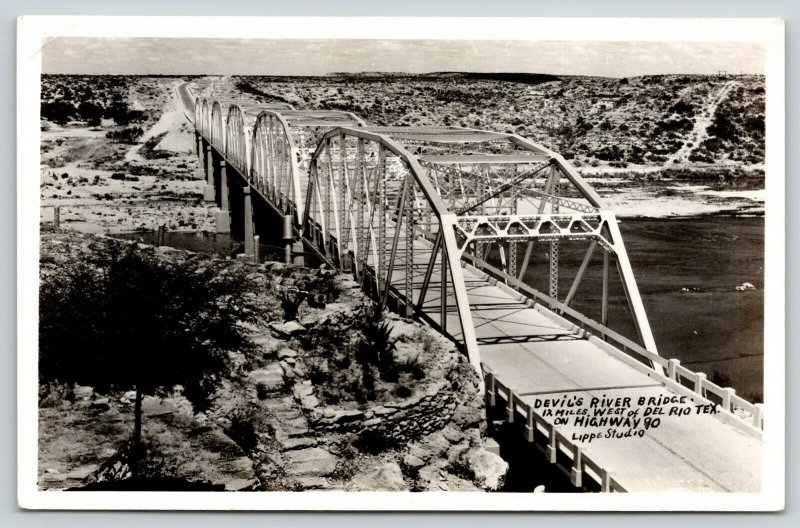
left=282, top=215, right=293, bottom=265
left=193, top=136, right=205, bottom=180
left=215, top=160, right=231, bottom=234
left=203, top=145, right=215, bottom=202
left=292, top=241, right=305, bottom=267
left=243, top=186, right=254, bottom=257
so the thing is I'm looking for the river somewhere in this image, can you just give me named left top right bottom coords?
left=529, top=216, right=764, bottom=401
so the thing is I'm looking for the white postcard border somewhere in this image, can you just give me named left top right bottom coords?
left=17, top=15, right=786, bottom=511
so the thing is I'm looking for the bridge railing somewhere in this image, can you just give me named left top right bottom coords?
left=485, top=367, right=626, bottom=492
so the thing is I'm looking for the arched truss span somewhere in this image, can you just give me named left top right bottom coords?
left=250, top=109, right=366, bottom=225
left=210, top=101, right=226, bottom=152
left=200, top=99, right=210, bottom=139
left=225, top=104, right=250, bottom=176
left=251, top=111, right=302, bottom=220
left=303, top=126, right=660, bottom=376
left=194, top=98, right=202, bottom=129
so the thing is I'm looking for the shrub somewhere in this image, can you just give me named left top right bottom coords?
left=356, top=305, right=398, bottom=382
left=277, top=287, right=306, bottom=321
left=224, top=410, right=259, bottom=454
left=106, top=126, right=144, bottom=144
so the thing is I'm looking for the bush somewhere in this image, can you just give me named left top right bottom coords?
left=106, top=126, right=144, bottom=144
left=224, top=410, right=259, bottom=454
left=355, top=305, right=398, bottom=382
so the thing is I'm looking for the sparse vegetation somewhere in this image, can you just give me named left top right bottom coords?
left=39, top=242, right=256, bottom=478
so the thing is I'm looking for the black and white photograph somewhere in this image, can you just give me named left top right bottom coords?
left=16, top=16, right=785, bottom=510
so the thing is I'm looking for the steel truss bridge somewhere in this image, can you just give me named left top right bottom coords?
left=190, top=84, right=762, bottom=493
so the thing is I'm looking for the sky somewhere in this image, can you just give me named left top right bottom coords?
left=41, top=38, right=765, bottom=77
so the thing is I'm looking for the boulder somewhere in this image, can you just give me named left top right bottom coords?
left=345, top=462, right=407, bottom=491
left=225, top=478, right=258, bottom=491
left=284, top=447, right=338, bottom=477
left=269, top=320, right=306, bottom=338
left=331, top=409, right=364, bottom=424
left=277, top=348, right=298, bottom=360
left=281, top=437, right=318, bottom=451
left=402, top=453, right=426, bottom=470
left=466, top=449, right=508, bottom=491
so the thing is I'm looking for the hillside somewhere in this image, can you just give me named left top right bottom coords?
left=201, top=73, right=765, bottom=172
left=38, top=73, right=766, bottom=237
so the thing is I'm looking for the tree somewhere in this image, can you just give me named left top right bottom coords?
left=39, top=244, right=255, bottom=479
left=77, top=101, right=104, bottom=127
left=41, top=100, right=77, bottom=125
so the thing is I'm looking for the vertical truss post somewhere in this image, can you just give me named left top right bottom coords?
left=382, top=174, right=410, bottom=307
left=602, top=249, right=610, bottom=327
left=339, top=133, right=348, bottom=269
left=266, top=117, right=275, bottom=200
left=441, top=237, right=448, bottom=333
left=325, top=139, right=340, bottom=263
left=355, top=138, right=365, bottom=279
left=360, top=151, right=381, bottom=291
left=377, top=145, right=387, bottom=297
left=509, top=193, right=518, bottom=278
left=549, top=171, right=560, bottom=300
left=404, top=179, right=415, bottom=319
left=518, top=162, right=557, bottom=280
left=417, top=231, right=442, bottom=311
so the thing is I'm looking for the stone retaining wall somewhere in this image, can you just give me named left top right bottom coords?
left=293, top=380, right=458, bottom=444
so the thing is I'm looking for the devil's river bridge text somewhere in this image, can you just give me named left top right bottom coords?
left=532, top=392, right=719, bottom=444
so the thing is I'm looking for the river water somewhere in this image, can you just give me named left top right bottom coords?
left=523, top=216, right=764, bottom=400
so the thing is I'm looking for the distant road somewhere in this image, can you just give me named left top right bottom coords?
left=175, top=82, right=195, bottom=123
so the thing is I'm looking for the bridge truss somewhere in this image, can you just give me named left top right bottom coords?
left=195, top=97, right=661, bottom=378
left=299, top=125, right=660, bottom=375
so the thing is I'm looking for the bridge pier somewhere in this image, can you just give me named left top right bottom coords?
left=243, top=186, right=255, bottom=257
left=282, top=214, right=293, bottom=265
left=193, top=136, right=206, bottom=180
left=215, top=160, right=231, bottom=234
left=203, top=145, right=215, bottom=202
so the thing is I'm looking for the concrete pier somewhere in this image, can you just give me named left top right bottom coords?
left=243, top=186, right=254, bottom=257
left=215, top=160, right=231, bottom=234
left=203, top=145, right=215, bottom=202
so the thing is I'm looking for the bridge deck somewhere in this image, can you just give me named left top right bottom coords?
left=382, top=236, right=762, bottom=492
